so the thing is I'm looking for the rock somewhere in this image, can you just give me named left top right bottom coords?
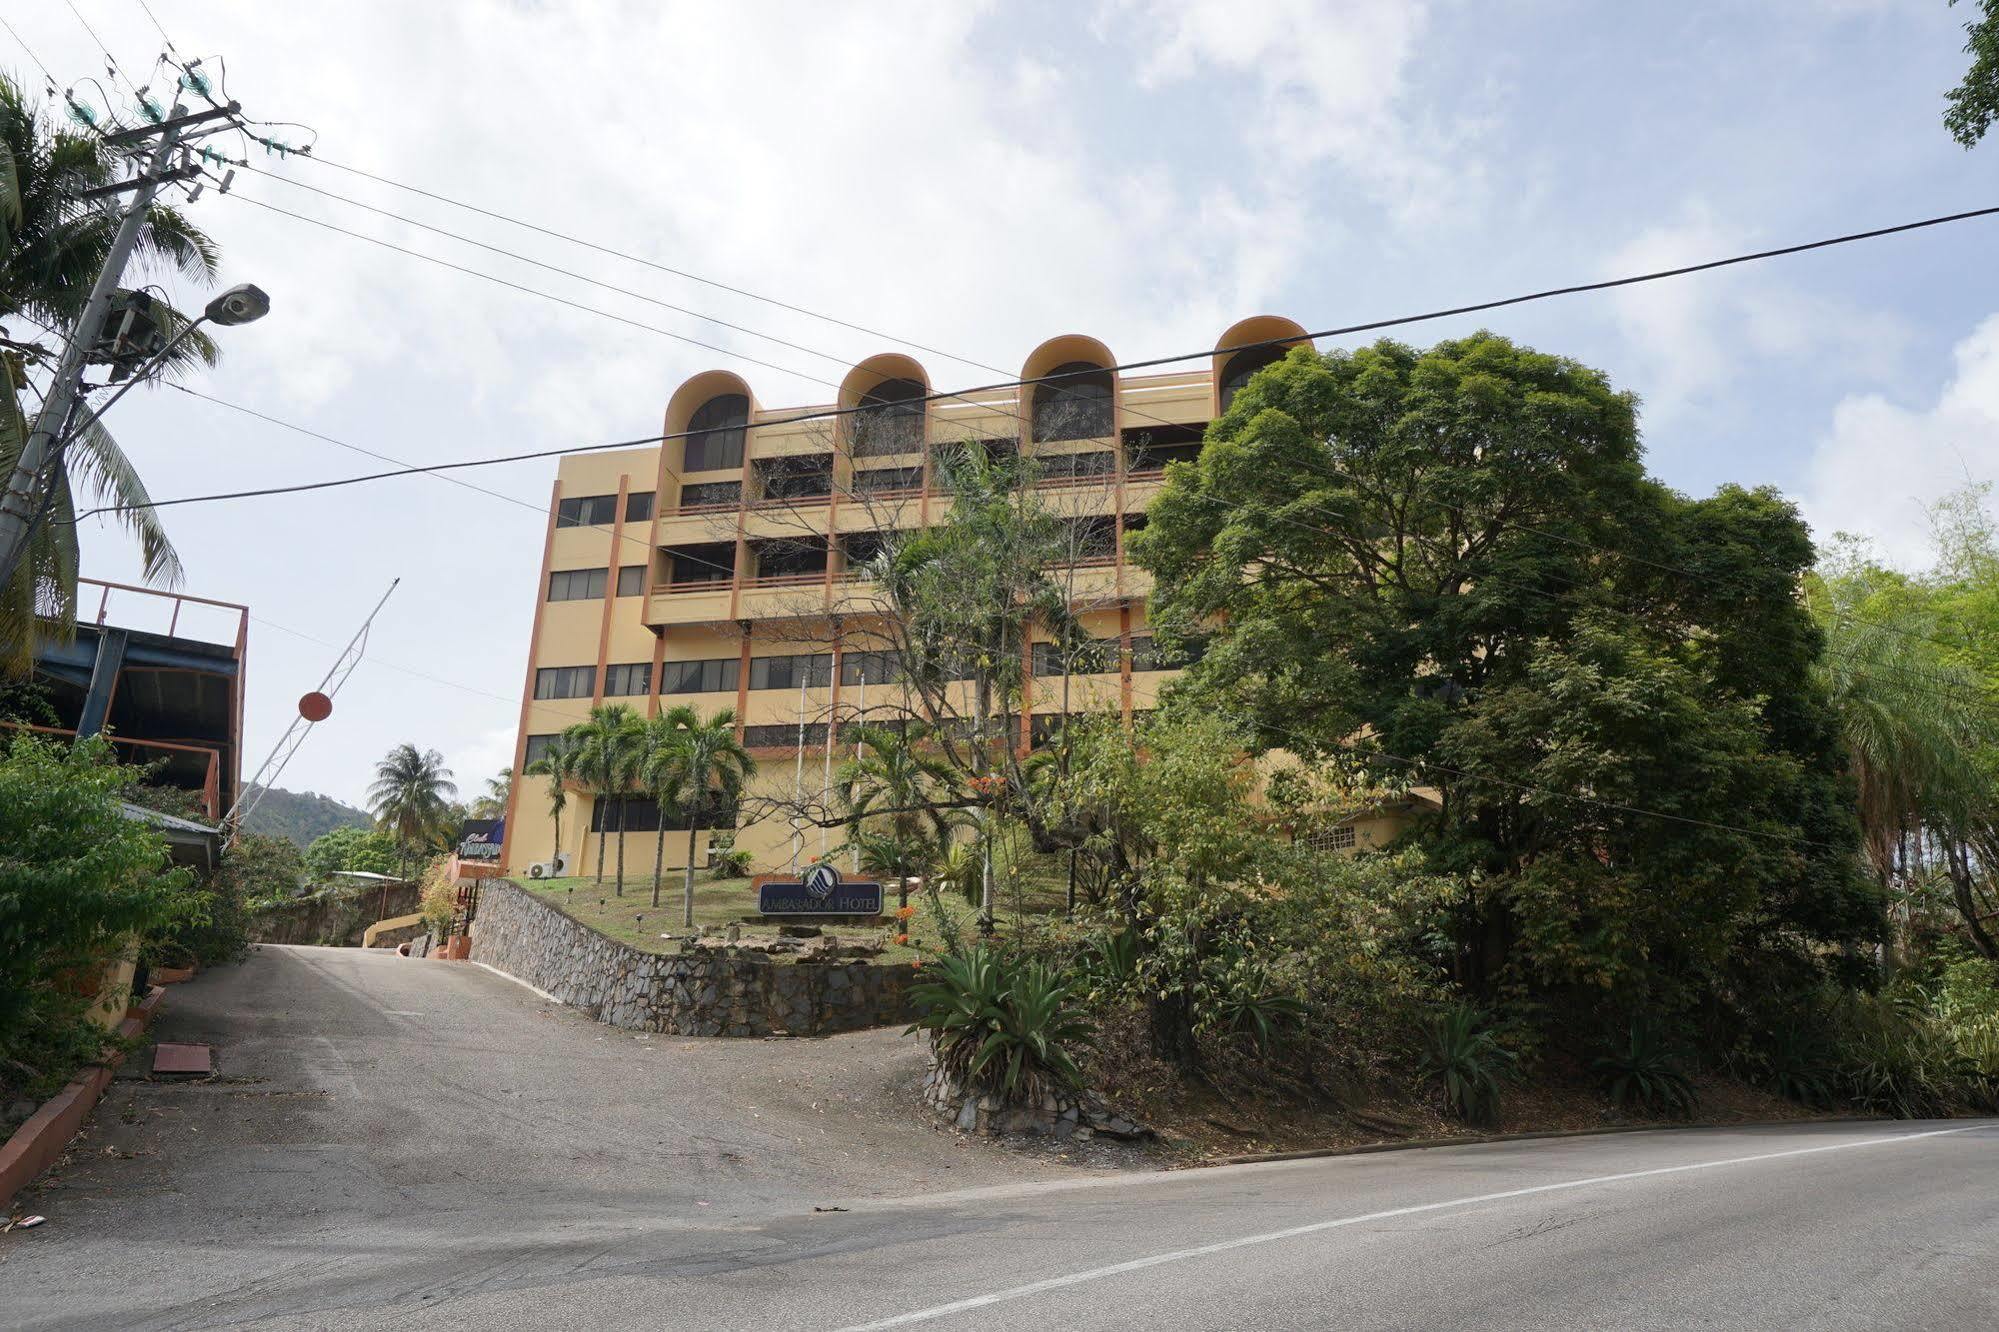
left=955, top=1099, right=978, bottom=1132
left=777, top=924, right=822, bottom=938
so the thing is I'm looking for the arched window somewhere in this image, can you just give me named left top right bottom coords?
left=684, top=394, right=748, bottom=472
left=852, top=377, right=926, bottom=457
left=1219, top=346, right=1286, bottom=414
left=1032, top=361, right=1113, bottom=443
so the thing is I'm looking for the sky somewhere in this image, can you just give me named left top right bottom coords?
left=6, top=0, right=1998, bottom=809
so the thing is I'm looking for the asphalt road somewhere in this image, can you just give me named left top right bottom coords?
left=3, top=946, right=1994, bottom=1330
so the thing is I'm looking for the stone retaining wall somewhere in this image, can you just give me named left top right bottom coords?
left=470, top=878, right=917, bottom=1037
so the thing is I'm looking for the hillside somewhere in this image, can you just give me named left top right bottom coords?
left=242, top=785, right=373, bottom=848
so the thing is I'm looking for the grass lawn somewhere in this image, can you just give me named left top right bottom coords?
left=515, top=853, right=1085, bottom=965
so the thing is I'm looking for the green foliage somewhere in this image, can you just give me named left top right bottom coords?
left=639, top=704, right=755, bottom=920
left=1831, top=992, right=1977, bottom=1119
left=908, top=945, right=1092, bottom=1102
left=1, top=71, right=220, bottom=672
left=1200, top=943, right=1308, bottom=1055
left=150, top=833, right=300, bottom=967
left=708, top=847, right=752, bottom=879
left=239, top=785, right=371, bottom=849
left=302, top=824, right=400, bottom=880
left=1946, top=0, right=1999, bottom=147
left=366, top=744, right=458, bottom=877
left=1419, top=1003, right=1515, bottom=1126
left=1592, top=1016, right=1698, bottom=1117
left=0, top=737, right=197, bottom=1095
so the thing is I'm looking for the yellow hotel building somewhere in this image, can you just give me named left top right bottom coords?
left=498, top=315, right=1406, bottom=876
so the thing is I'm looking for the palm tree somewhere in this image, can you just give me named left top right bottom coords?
left=645, top=706, right=755, bottom=928
left=366, top=744, right=457, bottom=882
left=469, top=767, right=511, bottom=819
left=835, top=721, right=963, bottom=910
left=566, top=704, right=644, bottom=893
left=524, top=739, right=577, bottom=874
left=639, top=706, right=694, bottom=909
left=1, top=73, right=221, bottom=673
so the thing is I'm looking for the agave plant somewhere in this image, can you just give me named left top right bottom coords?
left=1593, top=1015, right=1698, bottom=1117
left=1419, top=1003, right=1514, bottom=1126
left=907, top=945, right=1092, bottom=1103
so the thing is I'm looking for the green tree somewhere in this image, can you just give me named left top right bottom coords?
left=835, top=721, right=963, bottom=910
left=302, top=824, right=399, bottom=879
left=469, top=767, right=511, bottom=819
left=1133, top=333, right=1873, bottom=1004
left=366, top=744, right=456, bottom=881
left=565, top=704, right=644, bottom=893
left=1947, top=0, right=1999, bottom=147
left=523, top=734, right=579, bottom=874
left=0, top=737, right=194, bottom=1089
left=0, top=72, right=221, bottom=672
left=642, top=705, right=755, bottom=926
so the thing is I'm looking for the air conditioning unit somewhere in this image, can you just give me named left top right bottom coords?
left=526, top=852, right=573, bottom=880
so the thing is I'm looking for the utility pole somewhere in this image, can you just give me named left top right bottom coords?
left=0, top=101, right=236, bottom=587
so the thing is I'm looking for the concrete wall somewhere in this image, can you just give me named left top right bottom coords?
left=247, top=881, right=420, bottom=947
left=470, top=877, right=916, bottom=1037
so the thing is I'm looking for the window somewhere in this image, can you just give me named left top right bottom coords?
left=547, top=567, right=608, bottom=601
left=658, top=657, right=740, bottom=695
left=757, top=455, right=833, bottom=501
left=1033, top=639, right=1116, bottom=676
left=685, top=394, right=748, bottom=472
left=522, top=734, right=558, bottom=768
left=625, top=492, right=654, bottom=523
left=1123, top=423, right=1206, bottom=473
left=1057, top=516, right=1116, bottom=564
left=1129, top=635, right=1205, bottom=672
left=1220, top=345, right=1287, bottom=413
left=533, top=666, right=594, bottom=700
left=616, top=565, right=647, bottom=597
left=556, top=494, right=619, bottom=527
left=742, top=723, right=829, bottom=748
left=1300, top=825, right=1357, bottom=853
left=855, top=465, right=925, bottom=495
left=667, top=543, right=735, bottom=585
left=842, top=532, right=889, bottom=568
left=749, top=653, right=833, bottom=690
left=1035, top=450, right=1114, bottom=483
left=751, top=539, right=827, bottom=581
left=679, top=480, right=740, bottom=510
left=1032, top=361, right=1114, bottom=442
left=589, top=795, right=734, bottom=832
left=603, top=662, right=651, bottom=696
left=840, top=649, right=902, bottom=686
left=852, top=377, right=926, bottom=457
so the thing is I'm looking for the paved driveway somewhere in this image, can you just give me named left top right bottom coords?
left=4, top=947, right=1994, bottom=1330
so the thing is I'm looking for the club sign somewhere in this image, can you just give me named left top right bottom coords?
left=756, top=863, right=884, bottom=916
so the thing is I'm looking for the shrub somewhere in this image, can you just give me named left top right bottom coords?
left=418, top=859, right=458, bottom=937
left=1201, top=945, right=1308, bottom=1055
left=1752, top=1023, right=1837, bottom=1109
left=1419, top=1003, right=1514, bottom=1126
left=1832, top=993, right=1975, bottom=1119
left=1593, top=1016, right=1698, bottom=1117
left=908, top=945, right=1093, bottom=1103
left=1080, top=927, right=1139, bottom=991
left=708, top=847, right=752, bottom=880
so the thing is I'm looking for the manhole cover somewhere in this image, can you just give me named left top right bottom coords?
left=151, top=1043, right=213, bottom=1076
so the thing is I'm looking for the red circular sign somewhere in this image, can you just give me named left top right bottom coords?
left=298, top=691, right=333, bottom=722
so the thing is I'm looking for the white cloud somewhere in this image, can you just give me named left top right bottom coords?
left=1601, top=204, right=1910, bottom=429
left=1804, top=315, right=1999, bottom=568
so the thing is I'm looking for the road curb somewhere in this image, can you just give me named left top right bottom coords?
left=0, top=986, right=166, bottom=1212
left=1195, top=1115, right=1890, bottom=1169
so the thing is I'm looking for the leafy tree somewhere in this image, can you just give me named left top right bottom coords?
left=0, top=72, right=221, bottom=673
left=523, top=733, right=579, bottom=873
left=302, top=824, right=400, bottom=879
left=365, top=744, right=457, bottom=881
left=469, top=767, right=511, bottom=819
left=835, top=721, right=963, bottom=909
left=642, top=705, right=755, bottom=924
left=153, top=832, right=300, bottom=964
left=1133, top=333, right=1874, bottom=1008
left=0, top=737, right=194, bottom=1091
left=565, top=704, right=644, bottom=893
left=1947, top=0, right=1999, bottom=147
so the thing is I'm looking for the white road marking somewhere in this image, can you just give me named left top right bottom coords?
left=837, top=1124, right=1988, bottom=1330
left=469, top=960, right=560, bottom=1004
left=382, top=1010, right=425, bottom=1017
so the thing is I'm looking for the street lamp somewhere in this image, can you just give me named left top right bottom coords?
left=204, top=283, right=270, bottom=327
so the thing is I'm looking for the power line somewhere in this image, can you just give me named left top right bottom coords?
left=0, top=14, right=61, bottom=90
left=283, top=150, right=1010, bottom=376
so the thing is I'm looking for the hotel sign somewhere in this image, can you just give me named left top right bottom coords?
left=756, top=863, right=883, bottom=916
